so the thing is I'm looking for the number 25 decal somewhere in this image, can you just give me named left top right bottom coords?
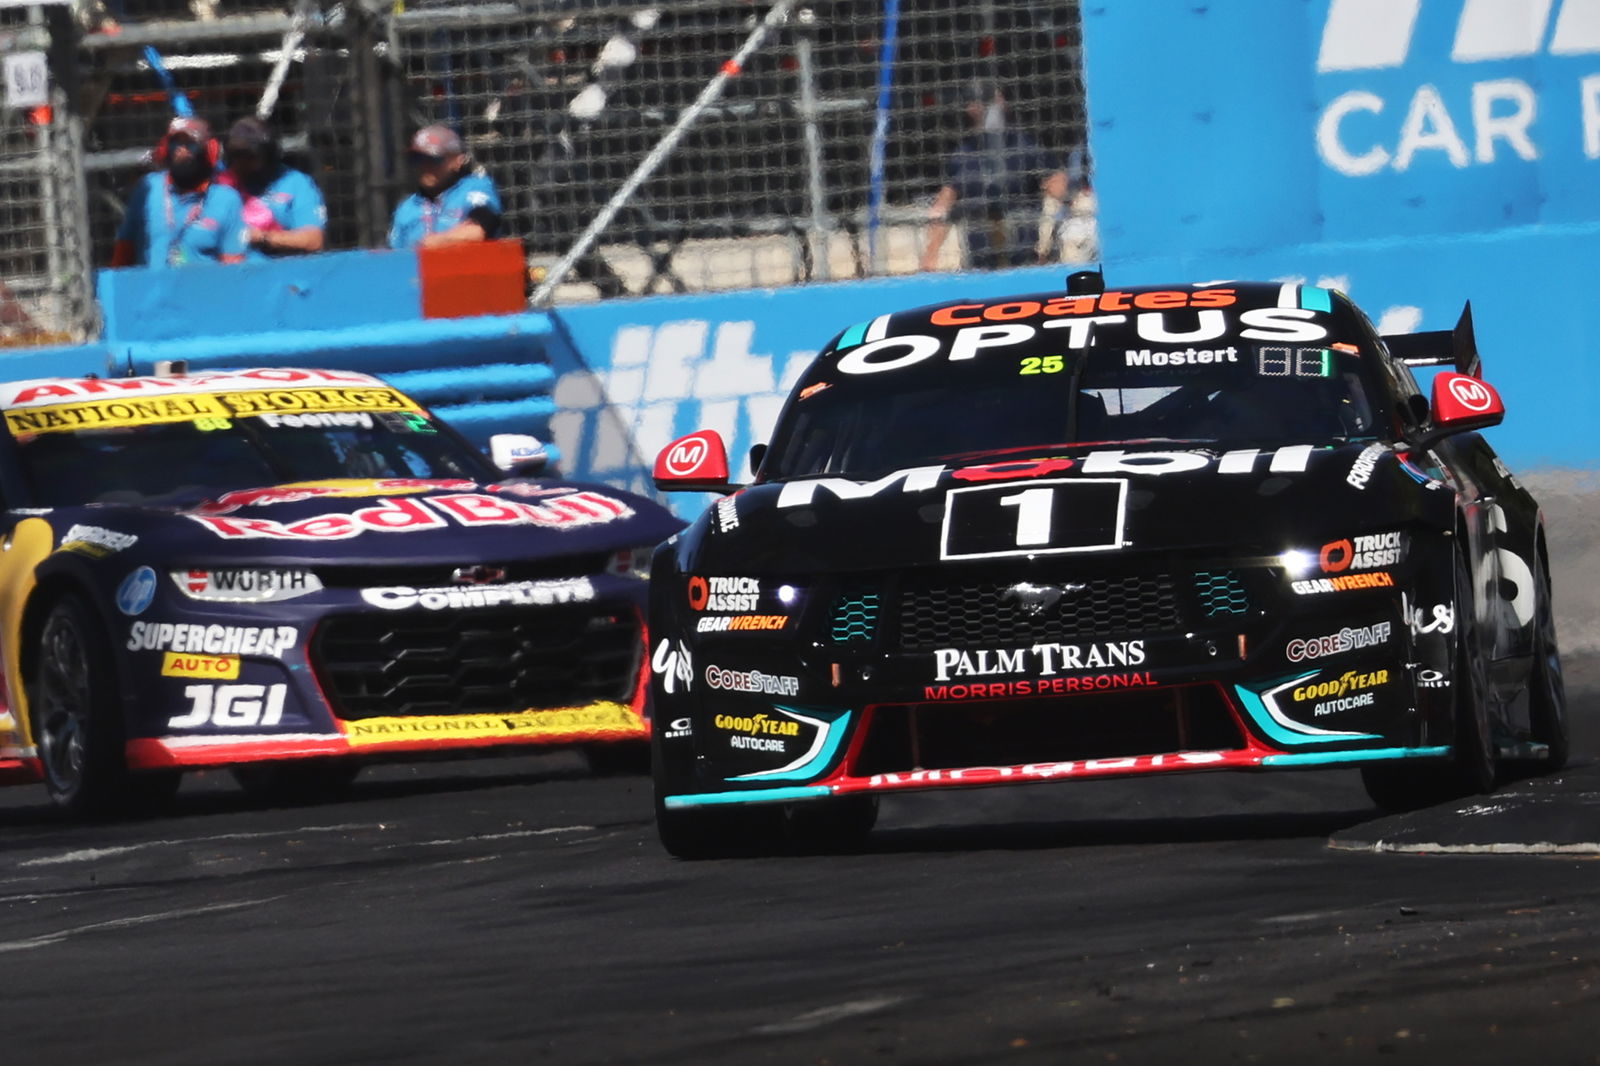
left=1019, top=355, right=1066, bottom=375
left=941, top=478, right=1128, bottom=560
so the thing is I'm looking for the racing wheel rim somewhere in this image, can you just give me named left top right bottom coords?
left=35, top=606, right=95, bottom=799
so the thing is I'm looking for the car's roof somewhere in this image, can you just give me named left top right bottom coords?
left=0, top=368, right=396, bottom=411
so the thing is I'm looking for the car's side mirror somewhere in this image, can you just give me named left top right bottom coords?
left=489, top=433, right=549, bottom=477
left=1410, top=373, right=1504, bottom=452
left=653, top=430, right=737, bottom=494
left=748, top=442, right=768, bottom=477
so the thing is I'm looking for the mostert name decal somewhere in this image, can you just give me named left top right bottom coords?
left=933, top=640, right=1146, bottom=681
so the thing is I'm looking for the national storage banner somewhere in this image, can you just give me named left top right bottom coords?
left=1084, top=0, right=1600, bottom=255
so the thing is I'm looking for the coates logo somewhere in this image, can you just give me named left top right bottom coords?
left=1316, top=0, right=1600, bottom=179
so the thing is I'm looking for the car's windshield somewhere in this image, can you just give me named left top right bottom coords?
left=16, top=408, right=494, bottom=507
left=766, top=335, right=1384, bottom=480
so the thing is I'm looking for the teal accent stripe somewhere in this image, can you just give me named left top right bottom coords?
left=838, top=321, right=869, bottom=350
left=1262, top=745, right=1451, bottom=767
left=1300, top=286, right=1332, bottom=312
left=1233, top=683, right=1379, bottom=747
left=663, top=785, right=832, bottom=809
left=733, top=707, right=851, bottom=782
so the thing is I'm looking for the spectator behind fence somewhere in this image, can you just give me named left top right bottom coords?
left=111, top=117, right=246, bottom=268
left=388, top=125, right=504, bottom=250
left=218, top=117, right=326, bottom=259
left=919, top=81, right=1069, bottom=272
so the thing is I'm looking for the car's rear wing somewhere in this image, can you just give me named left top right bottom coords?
left=1382, top=302, right=1481, bottom=377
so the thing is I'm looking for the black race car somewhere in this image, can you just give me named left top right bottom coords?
left=0, top=368, right=681, bottom=814
left=646, top=278, right=1566, bottom=857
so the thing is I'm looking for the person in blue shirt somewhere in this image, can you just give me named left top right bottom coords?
left=388, top=125, right=504, bottom=250
left=218, top=117, right=327, bottom=259
left=920, top=81, right=1069, bottom=272
left=111, top=117, right=247, bottom=268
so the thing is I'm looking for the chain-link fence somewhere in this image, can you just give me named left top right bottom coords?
left=18, top=0, right=1092, bottom=325
left=0, top=4, right=94, bottom=345
left=397, top=0, right=1094, bottom=301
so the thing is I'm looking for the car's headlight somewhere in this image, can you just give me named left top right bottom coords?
left=172, top=568, right=323, bottom=602
left=606, top=547, right=653, bottom=580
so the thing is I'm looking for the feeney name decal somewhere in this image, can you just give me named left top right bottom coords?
left=933, top=641, right=1146, bottom=681
left=1320, top=532, right=1405, bottom=572
left=1290, top=572, right=1395, bottom=595
left=777, top=447, right=1315, bottom=507
left=361, top=579, right=595, bottom=611
left=58, top=524, right=137, bottom=558
left=924, top=673, right=1157, bottom=701
left=868, top=751, right=1227, bottom=786
left=128, top=622, right=298, bottom=658
left=189, top=491, right=632, bottom=539
left=1285, top=622, right=1392, bottom=663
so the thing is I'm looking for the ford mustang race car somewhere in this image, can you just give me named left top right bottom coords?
left=0, top=367, right=681, bottom=813
left=646, top=277, right=1566, bottom=857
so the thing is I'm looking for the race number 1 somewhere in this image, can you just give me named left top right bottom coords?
left=940, top=478, right=1127, bottom=560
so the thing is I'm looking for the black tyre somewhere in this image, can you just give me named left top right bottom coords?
left=583, top=740, right=652, bottom=776
left=785, top=795, right=879, bottom=853
left=29, top=596, right=162, bottom=816
left=232, top=758, right=361, bottom=805
left=1363, top=551, right=1495, bottom=811
left=1523, top=548, right=1569, bottom=772
left=654, top=790, right=786, bottom=860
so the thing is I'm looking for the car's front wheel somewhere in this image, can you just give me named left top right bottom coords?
left=654, top=790, right=787, bottom=859
left=232, top=758, right=361, bottom=805
left=30, top=596, right=178, bottom=816
left=1362, top=551, right=1496, bottom=812
left=1523, top=546, right=1569, bottom=772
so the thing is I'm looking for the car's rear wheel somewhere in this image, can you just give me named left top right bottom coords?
left=29, top=596, right=176, bottom=816
left=232, top=758, right=361, bottom=805
left=1362, top=551, right=1496, bottom=812
left=1522, top=547, right=1569, bottom=773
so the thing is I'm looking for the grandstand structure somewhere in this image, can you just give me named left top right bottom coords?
left=1, top=0, right=1092, bottom=341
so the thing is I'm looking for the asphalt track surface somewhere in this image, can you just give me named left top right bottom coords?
left=5, top=479, right=1600, bottom=1066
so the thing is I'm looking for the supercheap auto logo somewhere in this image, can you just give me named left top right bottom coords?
left=1315, top=0, right=1600, bottom=177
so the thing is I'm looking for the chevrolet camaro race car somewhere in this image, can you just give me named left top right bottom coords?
left=0, top=368, right=681, bottom=813
left=646, top=277, right=1566, bottom=857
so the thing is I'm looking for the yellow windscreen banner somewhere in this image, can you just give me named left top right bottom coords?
left=5, top=387, right=421, bottom=435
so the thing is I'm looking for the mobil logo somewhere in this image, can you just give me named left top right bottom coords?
left=1315, top=0, right=1600, bottom=182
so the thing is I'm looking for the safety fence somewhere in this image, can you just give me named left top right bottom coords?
left=0, top=0, right=1093, bottom=328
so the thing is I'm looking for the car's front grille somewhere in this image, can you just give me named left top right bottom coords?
left=894, top=574, right=1181, bottom=651
left=1193, top=570, right=1251, bottom=617
left=830, top=588, right=882, bottom=644
left=312, top=606, right=641, bottom=718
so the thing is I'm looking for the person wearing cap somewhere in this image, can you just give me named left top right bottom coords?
left=217, top=116, right=327, bottom=259
left=111, top=116, right=247, bottom=268
left=387, top=125, right=504, bottom=250
left=919, top=81, right=1069, bottom=272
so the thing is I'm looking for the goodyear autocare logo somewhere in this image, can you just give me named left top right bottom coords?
left=1316, top=0, right=1600, bottom=178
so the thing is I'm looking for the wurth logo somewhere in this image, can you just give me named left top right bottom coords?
left=1315, top=0, right=1600, bottom=176
left=1318, top=0, right=1600, bottom=72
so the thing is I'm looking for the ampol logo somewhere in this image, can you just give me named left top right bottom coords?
left=1316, top=0, right=1600, bottom=177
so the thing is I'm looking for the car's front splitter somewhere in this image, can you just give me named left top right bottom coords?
left=662, top=741, right=1453, bottom=809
